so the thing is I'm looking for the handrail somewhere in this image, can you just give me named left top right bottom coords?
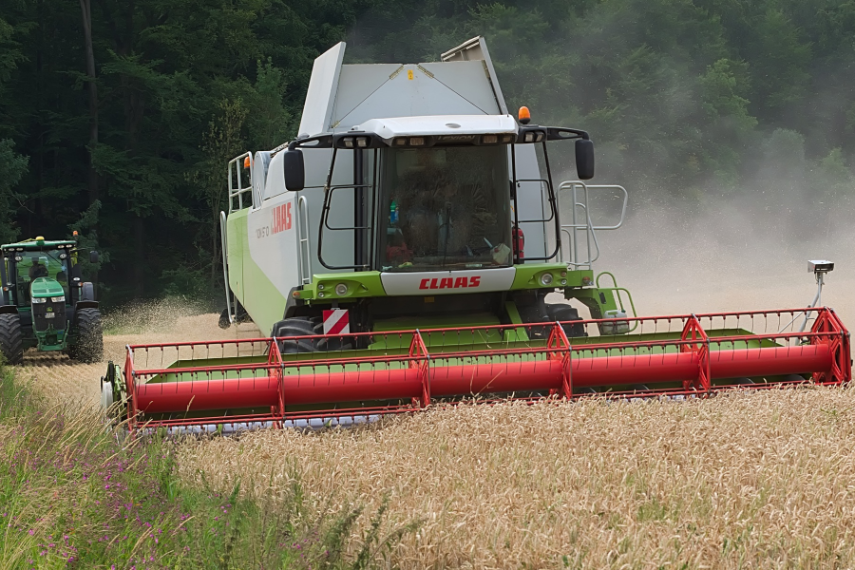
left=559, top=183, right=629, bottom=231
left=297, top=196, right=312, bottom=285
left=322, top=184, right=374, bottom=231
left=558, top=182, right=628, bottom=270
left=219, top=211, right=233, bottom=325
left=563, top=202, right=602, bottom=267
left=227, top=152, right=253, bottom=213
left=318, top=182, right=375, bottom=271
left=515, top=178, right=555, bottom=223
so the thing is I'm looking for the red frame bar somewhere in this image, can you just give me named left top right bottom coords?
left=120, top=307, right=850, bottom=430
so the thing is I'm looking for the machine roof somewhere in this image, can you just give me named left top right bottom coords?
left=1, top=239, right=75, bottom=251
left=357, top=114, right=518, bottom=139
left=298, top=37, right=509, bottom=137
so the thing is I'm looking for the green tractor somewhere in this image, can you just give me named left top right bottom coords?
left=0, top=235, right=102, bottom=364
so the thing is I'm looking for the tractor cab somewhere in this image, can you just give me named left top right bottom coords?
left=0, top=236, right=102, bottom=361
left=14, top=251, right=70, bottom=301
left=1, top=238, right=77, bottom=350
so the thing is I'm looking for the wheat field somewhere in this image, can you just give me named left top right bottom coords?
left=18, top=276, right=855, bottom=568
left=177, top=388, right=855, bottom=569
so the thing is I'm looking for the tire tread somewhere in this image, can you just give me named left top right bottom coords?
left=71, top=308, right=103, bottom=363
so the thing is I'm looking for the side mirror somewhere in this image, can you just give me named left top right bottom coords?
left=283, top=149, right=305, bottom=191
left=89, top=250, right=99, bottom=264
left=575, top=139, right=595, bottom=180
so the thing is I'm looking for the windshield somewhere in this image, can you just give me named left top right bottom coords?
left=14, top=250, right=70, bottom=303
left=378, top=146, right=512, bottom=272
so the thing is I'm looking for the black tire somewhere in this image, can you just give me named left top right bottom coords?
left=0, top=313, right=23, bottom=365
left=70, top=308, right=103, bottom=363
left=315, top=335, right=354, bottom=351
left=272, top=316, right=354, bottom=353
left=547, top=304, right=587, bottom=338
left=514, top=291, right=550, bottom=339
left=272, top=317, right=317, bottom=354
left=308, top=318, right=354, bottom=351
left=234, top=302, right=253, bottom=324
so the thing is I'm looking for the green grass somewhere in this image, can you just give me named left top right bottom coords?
left=0, top=364, right=414, bottom=569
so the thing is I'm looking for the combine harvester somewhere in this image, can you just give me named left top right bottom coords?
left=101, top=38, right=851, bottom=431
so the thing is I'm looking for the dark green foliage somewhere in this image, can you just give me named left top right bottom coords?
left=0, top=139, right=27, bottom=244
left=0, top=0, right=853, bottom=306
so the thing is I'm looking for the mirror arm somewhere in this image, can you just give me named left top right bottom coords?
left=287, top=134, right=336, bottom=151
left=544, top=127, right=590, bottom=141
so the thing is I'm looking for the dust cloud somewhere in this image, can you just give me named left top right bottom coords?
left=24, top=193, right=855, bottom=408
left=101, top=299, right=260, bottom=362
left=20, top=301, right=260, bottom=408
left=573, top=193, right=855, bottom=325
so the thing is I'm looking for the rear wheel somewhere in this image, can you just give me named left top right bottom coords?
left=219, top=302, right=252, bottom=329
left=218, top=309, right=231, bottom=329
left=0, top=313, right=23, bottom=365
left=70, top=308, right=103, bottom=363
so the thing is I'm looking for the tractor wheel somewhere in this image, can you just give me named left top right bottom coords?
left=272, top=316, right=354, bottom=353
left=515, top=292, right=550, bottom=339
left=70, top=308, right=103, bottom=363
left=547, top=305, right=587, bottom=338
left=272, top=317, right=318, bottom=353
left=0, top=313, right=24, bottom=365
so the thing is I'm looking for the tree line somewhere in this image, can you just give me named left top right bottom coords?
left=1, top=0, right=853, bottom=306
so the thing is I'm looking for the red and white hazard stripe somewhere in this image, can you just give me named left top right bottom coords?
left=322, top=309, right=350, bottom=335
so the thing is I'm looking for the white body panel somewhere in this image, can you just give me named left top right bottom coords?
left=247, top=189, right=299, bottom=298
left=298, top=42, right=346, bottom=138
left=238, top=37, right=555, bottom=306
left=328, top=61, right=503, bottom=132
left=441, top=36, right=509, bottom=114
left=254, top=147, right=358, bottom=285
left=358, top=114, right=516, bottom=138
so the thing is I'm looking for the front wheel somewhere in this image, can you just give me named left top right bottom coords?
left=272, top=316, right=354, bottom=354
left=69, top=308, right=103, bottom=363
left=547, top=304, right=587, bottom=338
left=0, top=313, right=23, bottom=365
